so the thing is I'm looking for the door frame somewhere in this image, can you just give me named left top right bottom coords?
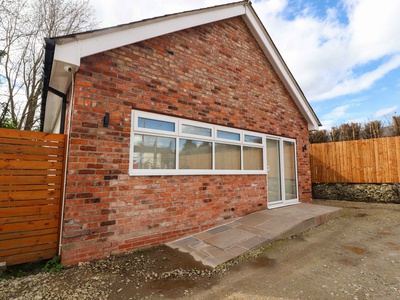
left=266, top=136, right=299, bottom=209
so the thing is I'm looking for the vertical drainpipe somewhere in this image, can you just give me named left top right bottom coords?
left=41, top=37, right=74, bottom=257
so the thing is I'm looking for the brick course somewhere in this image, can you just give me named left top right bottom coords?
left=62, top=17, right=312, bottom=265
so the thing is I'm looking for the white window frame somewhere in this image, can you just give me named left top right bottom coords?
left=129, top=110, right=268, bottom=176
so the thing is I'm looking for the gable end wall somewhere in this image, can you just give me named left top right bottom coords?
left=62, top=17, right=311, bottom=265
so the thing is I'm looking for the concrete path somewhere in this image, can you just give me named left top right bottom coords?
left=167, top=203, right=341, bottom=268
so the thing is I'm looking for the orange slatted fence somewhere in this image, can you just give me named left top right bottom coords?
left=0, top=128, right=66, bottom=266
left=310, top=136, right=400, bottom=183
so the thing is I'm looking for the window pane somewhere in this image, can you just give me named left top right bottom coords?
left=217, top=130, right=240, bottom=141
left=132, top=134, right=176, bottom=169
left=283, top=141, right=297, bottom=200
left=138, top=117, right=175, bottom=132
left=267, top=139, right=281, bottom=202
left=215, top=143, right=240, bottom=170
left=244, top=135, right=262, bottom=144
left=243, top=147, right=263, bottom=170
left=182, top=124, right=212, bottom=137
left=179, top=139, right=212, bottom=169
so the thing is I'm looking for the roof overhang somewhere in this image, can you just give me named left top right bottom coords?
left=41, top=0, right=321, bottom=133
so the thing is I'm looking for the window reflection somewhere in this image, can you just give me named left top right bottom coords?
left=132, top=134, right=176, bottom=169
left=267, top=139, right=282, bottom=202
left=243, top=147, right=263, bottom=170
left=179, top=139, right=212, bottom=169
left=138, top=118, right=175, bottom=132
left=215, top=143, right=241, bottom=170
left=182, top=125, right=212, bottom=137
left=217, top=130, right=240, bottom=141
left=284, top=141, right=297, bottom=199
left=244, top=135, right=262, bottom=144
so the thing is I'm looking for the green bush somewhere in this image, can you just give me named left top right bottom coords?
left=43, top=255, right=63, bottom=273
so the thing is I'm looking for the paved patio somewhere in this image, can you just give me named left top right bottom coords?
left=167, top=203, right=341, bottom=268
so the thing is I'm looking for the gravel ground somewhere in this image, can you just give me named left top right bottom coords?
left=0, top=239, right=256, bottom=300
left=1, top=200, right=400, bottom=300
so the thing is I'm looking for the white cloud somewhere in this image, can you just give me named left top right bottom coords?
left=313, top=55, right=400, bottom=100
left=253, top=0, right=400, bottom=102
left=93, top=0, right=235, bottom=27
left=322, top=104, right=351, bottom=120
left=319, top=104, right=351, bottom=129
left=373, top=106, right=398, bottom=118
left=346, top=0, right=400, bottom=63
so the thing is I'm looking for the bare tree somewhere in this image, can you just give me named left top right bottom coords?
left=393, top=115, right=400, bottom=136
left=0, top=0, right=27, bottom=129
left=0, top=0, right=98, bottom=130
left=330, top=126, right=340, bottom=142
left=309, top=130, right=330, bottom=144
left=338, top=122, right=362, bottom=141
left=363, top=120, right=383, bottom=139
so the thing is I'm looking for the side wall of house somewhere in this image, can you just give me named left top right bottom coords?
left=62, top=17, right=311, bottom=265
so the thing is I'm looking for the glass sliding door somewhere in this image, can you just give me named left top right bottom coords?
left=266, top=139, right=282, bottom=203
left=266, top=138, right=298, bottom=208
left=283, top=141, right=297, bottom=200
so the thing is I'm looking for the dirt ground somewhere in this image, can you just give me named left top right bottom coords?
left=1, top=200, right=400, bottom=300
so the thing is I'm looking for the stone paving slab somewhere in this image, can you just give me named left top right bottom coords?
left=167, top=203, right=341, bottom=268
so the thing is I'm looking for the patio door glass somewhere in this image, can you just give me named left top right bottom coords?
left=266, top=138, right=298, bottom=208
left=283, top=141, right=297, bottom=200
left=266, top=139, right=281, bottom=203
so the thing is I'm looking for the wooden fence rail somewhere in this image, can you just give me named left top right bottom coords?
left=0, top=128, right=66, bottom=266
left=310, top=136, right=400, bottom=183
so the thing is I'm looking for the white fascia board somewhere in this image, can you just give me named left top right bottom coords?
left=54, top=4, right=246, bottom=66
left=53, top=41, right=81, bottom=67
left=243, top=9, right=320, bottom=131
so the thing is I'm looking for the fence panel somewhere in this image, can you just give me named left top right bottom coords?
left=0, top=128, right=65, bottom=266
left=310, top=136, right=400, bottom=183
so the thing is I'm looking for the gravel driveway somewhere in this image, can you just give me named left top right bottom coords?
left=1, top=200, right=399, bottom=299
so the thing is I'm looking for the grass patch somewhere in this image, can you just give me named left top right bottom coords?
left=43, top=255, right=63, bottom=273
left=133, top=248, right=146, bottom=254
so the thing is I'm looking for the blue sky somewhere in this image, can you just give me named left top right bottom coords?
left=92, top=0, right=400, bottom=129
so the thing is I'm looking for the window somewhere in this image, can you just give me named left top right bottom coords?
left=130, top=110, right=267, bottom=176
left=244, top=135, right=262, bottom=144
left=217, top=130, right=240, bottom=141
left=243, top=146, right=263, bottom=170
left=138, top=117, right=175, bottom=132
left=215, top=143, right=241, bottom=170
left=179, top=139, right=212, bottom=169
left=132, top=134, right=176, bottom=169
left=182, top=124, right=211, bottom=137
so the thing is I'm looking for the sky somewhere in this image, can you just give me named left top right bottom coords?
left=90, top=0, right=400, bottom=130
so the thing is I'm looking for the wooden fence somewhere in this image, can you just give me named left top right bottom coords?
left=310, top=136, right=400, bottom=183
left=0, top=128, right=66, bottom=266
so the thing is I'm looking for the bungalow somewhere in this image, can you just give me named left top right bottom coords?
left=41, top=1, right=321, bottom=265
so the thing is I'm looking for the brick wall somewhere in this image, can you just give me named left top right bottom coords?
left=62, top=17, right=311, bottom=265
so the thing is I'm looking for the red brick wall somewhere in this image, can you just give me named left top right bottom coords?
left=62, top=17, right=311, bottom=265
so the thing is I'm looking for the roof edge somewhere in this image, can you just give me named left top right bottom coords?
left=42, top=0, right=321, bottom=133
left=52, top=1, right=248, bottom=44
left=53, top=1, right=248, bottom=66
